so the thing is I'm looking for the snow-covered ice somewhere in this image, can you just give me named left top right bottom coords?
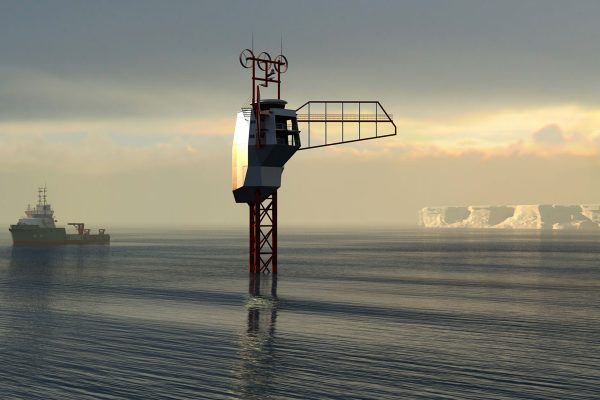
left=419, top=205, right=600, bottom=229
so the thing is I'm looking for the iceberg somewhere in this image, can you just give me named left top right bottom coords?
left=419, top=205, right=600, bottom=230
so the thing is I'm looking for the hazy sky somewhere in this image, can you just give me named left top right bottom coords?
left=1, top=0, right=599, bottom=227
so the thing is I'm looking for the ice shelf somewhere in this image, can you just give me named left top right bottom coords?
left=419, top=205, right=600, bottom=229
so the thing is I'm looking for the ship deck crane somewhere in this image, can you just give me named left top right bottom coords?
left=68, top=222, right=86, bottom=235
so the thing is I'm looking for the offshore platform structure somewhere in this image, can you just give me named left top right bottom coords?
left=232, top=49, right=396, bottom=275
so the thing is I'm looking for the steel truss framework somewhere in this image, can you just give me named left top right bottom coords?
left=296, top=100, right=397, bottom=150
left=249, top=191, right=277, bottom=274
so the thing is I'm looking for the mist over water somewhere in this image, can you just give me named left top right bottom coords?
left=0, top=228, right=599, bottom=399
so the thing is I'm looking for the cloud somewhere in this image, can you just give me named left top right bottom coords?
left=306, top=104, right=600, bottom=161
left=0, top=68, right=238, bottom=122
left=2, top=102, right=600, bottom=177
left=532, top=124, right=566, bottom=145
left=370, top=138, right=598, bottom=160
left=0, top=116, right=234, bottom=138
left=387, top=105, right=600, bottom=158
left=0, top=132, right=221, bottom=175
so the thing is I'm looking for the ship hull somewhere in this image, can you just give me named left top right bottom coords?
left=9, top=225, right=110, bottom=245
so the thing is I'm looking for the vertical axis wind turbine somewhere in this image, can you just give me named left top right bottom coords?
left=232, top=49, right=396, bottom=275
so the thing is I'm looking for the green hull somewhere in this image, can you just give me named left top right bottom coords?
left=9, top=225, right=110, bottom=245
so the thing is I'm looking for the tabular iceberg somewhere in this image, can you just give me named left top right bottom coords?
left=419, top=205, right=600, bottom=230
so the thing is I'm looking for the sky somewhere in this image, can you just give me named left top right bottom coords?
left=0, top=0, right=599, bottom=227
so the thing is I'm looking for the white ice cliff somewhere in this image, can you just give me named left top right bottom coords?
left=419, top=205, right=600, bottom=230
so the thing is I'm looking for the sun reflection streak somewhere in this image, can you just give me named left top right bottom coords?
left=235, top=275, right=279, bottom=399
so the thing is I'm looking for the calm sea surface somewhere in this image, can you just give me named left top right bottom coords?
left=0, top=228, right=599, bottom=399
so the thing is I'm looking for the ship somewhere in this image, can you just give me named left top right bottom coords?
left=9, top=186, right=110, bottom=245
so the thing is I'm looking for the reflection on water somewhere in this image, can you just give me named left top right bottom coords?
left=9, top=245, right=110, bottom=270
left=8, top=246, right=64, bottom=306
left=238, top=274, right=279, bottom=399
left=3, top=246, right=111, bottom=376
left=4, top=247, right=64, bottom=371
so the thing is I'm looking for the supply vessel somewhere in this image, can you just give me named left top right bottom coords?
left=9, top=187, right=110, bottom=245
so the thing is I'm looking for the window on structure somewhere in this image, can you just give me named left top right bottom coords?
left=274, top=116, right=286, bottom=145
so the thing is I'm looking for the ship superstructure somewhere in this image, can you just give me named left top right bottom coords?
left=9, top=186, right=110, bottom=245
left=19, top=186, right=57, bottom=228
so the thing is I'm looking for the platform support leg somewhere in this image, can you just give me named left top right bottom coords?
left=248, top=191, right=277, bottom=274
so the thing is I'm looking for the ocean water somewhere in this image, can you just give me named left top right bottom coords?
left=0, top=228, right=599, bottom=400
